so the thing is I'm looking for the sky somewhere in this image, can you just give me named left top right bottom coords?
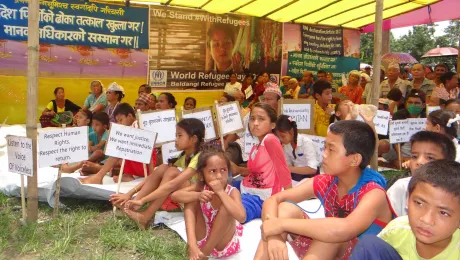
left=391, top=21, right=449, bottom=39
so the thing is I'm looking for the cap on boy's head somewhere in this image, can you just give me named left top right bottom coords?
left=264, top=83, right=282, bottom=98
left=92, top=112, right=110, bottom=126
left=410, top=131, right=456, bottom=161
left=107, top=82, right=125, bottom=94
left=348, top=70, right=361, bottom=78
left=113, top=102, right=135, bottom=118
left=407, top=89, right=426, bottom=103
left=136, top=93, right=151, bottom=105
left=378, top=98, right=391, bottom=106
left=313, top=80, right=332, bottom=97
left=328, top=120, right=376, bottom=169
left=408, top=160, right=460, bottom=201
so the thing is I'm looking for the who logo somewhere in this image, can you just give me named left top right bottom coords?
left=149, top=70, right=168, bottom=87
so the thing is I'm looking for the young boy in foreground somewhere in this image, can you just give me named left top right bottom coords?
left=81, top=103, right=156, bottom=184
left=387, top=131, right=456, bottom=217
left=254, top=120, right=395, bottom=260
left=350, top=160, right=460, bottom=260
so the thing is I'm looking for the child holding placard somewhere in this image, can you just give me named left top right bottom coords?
left=387, top=131, right=456, bottom=217
left=73, top=109, right=93, bottom=133
left=254, top=120, right=396, bottom=260
left=171, top=148, right=245, bottom=259
left=88, top=112, right=109, bottom=162
left=276, top=115, right=320, bottom=186
left=230, top=103, right=292, bottom=223
left=81, top=103, right=157, bottom=184
left=121, top=118, right=205, bottom=229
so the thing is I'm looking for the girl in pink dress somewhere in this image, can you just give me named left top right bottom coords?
left=171, top=148, right=245, bottom=259
left=231, top=103, right=292, bottom=223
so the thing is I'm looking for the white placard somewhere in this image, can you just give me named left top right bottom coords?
left=357, top=110, right=391, bottom=136
left=138, top=109, right=176, bottom=145
left=183, top=109, right=217, bottom=140
left=216, top=103, right=244, bottom=135
left=105, top=123, right=157, bottom=164
left=244, top=128, right=260, bottom=154
left=389, top=118, right=427, bottom=144
left=427, top=106, right=441, bottom=115
left=305, top=134, right=326, bottom=163
left=38, top=126, right=89, bottom=168
left=7, top=136, right=33, bottom=176
left=389, top=120, right=410, bottom=144
left=161, top=141, right=182, bottom=165
left=282, top=104, right=312, bottom=130
left=244, top=86, right=254, bottom=99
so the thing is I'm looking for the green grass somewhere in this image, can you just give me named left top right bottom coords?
left=0, top=193, right=186, bottom=259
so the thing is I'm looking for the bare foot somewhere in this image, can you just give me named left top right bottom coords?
left=123, top=208, right=153, bottom=230
left=82, top=161, right=102, bottom=174
left=112, top=174, right=135, bottom=183
left=80, top=174, right=103, bottom=185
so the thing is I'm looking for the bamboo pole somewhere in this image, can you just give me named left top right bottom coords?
left=369, top=0, right=384, bottom=171
left=26, top=0, right=40, bottom=223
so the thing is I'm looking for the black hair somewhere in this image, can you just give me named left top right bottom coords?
left=222, top=93, right=235, bottom=102
left=244, top=74, right=254, bottom=80
left=387, top=88, right=403, bottom=102
left=151, top=93, right=157, bottom=101
left=139, top=84, right=152, bottom=93
left=79, top=109, right=92, bottom=123
left=317, top=70, right=327, bottom=76
left=410, top=131, right=456, bottom=161
left=313, top=80, right=332, bottom=97
left=160, top=92, right=178, bottom=108
left=258, top=72, right=270, bottom=79
left=92, top=112, right=110, bottom=127
left=206, top=23, right=235, bottom=48
left=407, top=89, right=426, bottom=103
left=440, top=71, right=456, bottom=85
left=428, top=110, right=458, bottom=139
left=446, top=99, right=460, bottom=107
left=408, top=160, right=460, bottom=201
left=54, top=87, right=64, bottom=95
left=329, top=120, right=376, bottom=169
left=114, top=91, right=125, bottom=102
left=249, top=102, right=278, bottom=136
left=196, top=146, right=231, bottom=185
left=434, top=63, right=449, bottom=72
left=184, top=97, right=197, bottom=107
left=113, top=102, right=135, bottom=118
left=169, top=118, right=206, bottom=166
left=229, top=73, right=237, bottom=81
left=276, top=115, right=298, bottom=159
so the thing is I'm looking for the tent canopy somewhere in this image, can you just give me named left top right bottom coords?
left=99, top=0, right=440, bottom=29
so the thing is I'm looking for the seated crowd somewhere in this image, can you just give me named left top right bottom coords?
left=39, top=64, right=460, bottom=259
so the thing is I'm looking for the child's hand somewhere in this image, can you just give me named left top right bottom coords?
left=208, top=179, right=224, bottom=194
left=268, top=238, right=289, bottom=260
left=402, top=160, right=410, bottom=169
left=261, top=214, right=284, bottom=240
left=109, top=193, right=130, bottom=206
left=199, top=190, right=214, bottom=203
left=188, top=245, right=204, bottom=260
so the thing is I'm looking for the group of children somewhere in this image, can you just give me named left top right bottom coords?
left=50, top=77, right=460, bottom=260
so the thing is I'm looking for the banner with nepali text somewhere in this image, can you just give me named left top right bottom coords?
left=0, top=0, right=148, bottom=49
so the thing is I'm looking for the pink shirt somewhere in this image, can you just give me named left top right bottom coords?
left=242, top=134, right=292, bottom=200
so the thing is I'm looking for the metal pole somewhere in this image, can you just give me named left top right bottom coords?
left=370, top=0, right=383, bottom=170
left=26, top=0, right=40, bottom=222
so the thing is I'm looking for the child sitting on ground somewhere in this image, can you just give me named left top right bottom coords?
left=388, top=131, right=457, bottom=217
left=254, top=120, right=396, bottom=260
left=424, top=109, right=460, bottom=162
left=119, top=118, right=205, bottom=229
left=171, top=148, right=245, bottom=259
left=81, top=103, right=157, bottom=184
left=350, top=160, right=460, bottom=260
left=62, top=111, right=108, bottom=173
left=276, top=115, right=320, bottom=186
left=73, top=109, right=93, bottom=133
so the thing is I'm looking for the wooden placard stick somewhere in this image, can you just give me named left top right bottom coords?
left=396, top=143, right=402, bottom=170
left=214, top=101, right=226, bottom=151
left=113, top=159, right=126, bottom=214
left=136, top=110, right=149, bottom=179
left=53, top=124, right=66, bottom=217
left=20, top=174, right=26, bottom=220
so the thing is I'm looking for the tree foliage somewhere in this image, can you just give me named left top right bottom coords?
left=360, top=20, right=459, bottom=64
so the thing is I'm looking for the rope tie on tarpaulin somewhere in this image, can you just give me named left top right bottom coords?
left=427, top=5, right=432, bottom=25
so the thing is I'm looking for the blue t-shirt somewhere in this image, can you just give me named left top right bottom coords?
left=299, top=82, right=314, bottom=96
left=89, top=130, right=108, bottom=152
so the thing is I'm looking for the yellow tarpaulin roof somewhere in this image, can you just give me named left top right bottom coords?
left=97, top=0, right=441, bottom=29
